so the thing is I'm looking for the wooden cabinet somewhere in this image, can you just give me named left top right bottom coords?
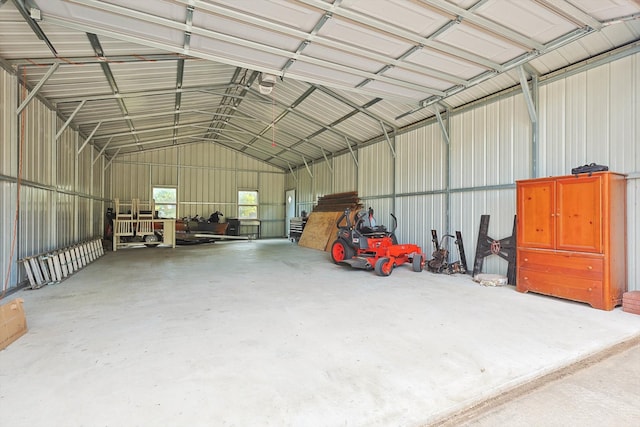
left=516, top=172, right=627, bottom=310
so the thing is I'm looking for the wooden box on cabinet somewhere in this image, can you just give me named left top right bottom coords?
left=516, top=172, right=627, bottom=310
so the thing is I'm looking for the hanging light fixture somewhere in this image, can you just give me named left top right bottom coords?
left=258, top=73, right=277, bottom=95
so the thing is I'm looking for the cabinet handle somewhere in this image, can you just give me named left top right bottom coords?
left=524, top=258, right=528, bottom=262
left=588, top=266, right=593, bottom=270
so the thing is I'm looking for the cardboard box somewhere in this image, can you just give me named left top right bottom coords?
left=0, top=298, right=28, bottom=351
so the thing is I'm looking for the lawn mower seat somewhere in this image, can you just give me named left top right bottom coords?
left=357, top=207, right=388, bottom=237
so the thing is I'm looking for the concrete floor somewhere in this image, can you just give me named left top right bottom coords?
left=1, top=239, right=639, bottom=426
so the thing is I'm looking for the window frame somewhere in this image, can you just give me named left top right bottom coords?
left=238, top=190, right=259, bottom=219
left=152, top=186, right=178, bottom=219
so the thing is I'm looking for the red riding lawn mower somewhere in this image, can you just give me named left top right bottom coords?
left=330, top=207, right=425, bottom=276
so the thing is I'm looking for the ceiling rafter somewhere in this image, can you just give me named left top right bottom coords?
left=297, top=0, right=504, bottom=72
left=178, top=0, right=468, bottom=86
left=420, top=0, right=545, bottom=51
left=55, top=84, right=234, bottom=104
left=4, top=0, right=637, bottom=171
left=86, top=32, right=139, bottom=144
left=51, top=0, right=448, bottom=98
left=204, top=68, right=258, bottom=144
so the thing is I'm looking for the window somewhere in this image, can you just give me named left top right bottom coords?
left=238, top=190, right=258, bottom=219
left=153, top=187, right=177, bottom=219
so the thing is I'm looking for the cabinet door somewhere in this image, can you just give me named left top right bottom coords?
left=517, top=180, right=555, bottom=249
left=556, top=176, right=602, bottom=253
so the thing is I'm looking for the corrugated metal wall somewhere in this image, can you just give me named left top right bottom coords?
left=108, top=143, right=286, bottom=238
left=0, top=67, right=107, bottom=291
left=1, top=68, right=18, bottom=290
left=396, top=124, right=447, bottom=249
left=2, top=52, right=638, bottom=292
left=291, top=52, right=640, bottom=291
left=539, top=52, right=640, bottom=291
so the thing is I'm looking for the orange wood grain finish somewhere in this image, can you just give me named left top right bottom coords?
left=516, top=172, right=627, bottom=310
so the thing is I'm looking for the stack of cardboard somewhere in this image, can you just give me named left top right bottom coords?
left=1, top=298, right=27, bottom=351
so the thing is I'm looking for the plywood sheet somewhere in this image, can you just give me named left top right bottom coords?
left=299, top=211, right=342, bottom=251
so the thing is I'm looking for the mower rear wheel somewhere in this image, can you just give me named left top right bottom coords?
left=374, top=257, right=393, bottom=276
left=331, top=239, right=355, bottom=263
left=412, top=254, right=424, bottom=272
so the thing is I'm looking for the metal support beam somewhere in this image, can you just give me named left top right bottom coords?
left=518, top=65, right=538, bottom=124
left=287, top=163, right=298, bottom=182
left=92, top=137, right=112, bottom=165
left=380, top=122, right=396, bottom=158
left=434, top=106, right=450, bottom=145
left=345, top=136, right=358, bottom=167
left=77, top=121, right=102, bottom=154
left=11, top=0, right=57, bottom=55
left=320, top=147, right=333, bottom=173
left=302, top=156, right=313, bottom=178
left=56, top=100, right=86, bottom=140
left=16, top=62, right=59, bottom=114
left=103, top=148, right=120, bottom=171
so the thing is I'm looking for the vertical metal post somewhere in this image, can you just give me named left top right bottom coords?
left=435, top=104, right=452, bottom=234
left=51, top=109, right=58, bottom=247
left=531, top=74, right=539, bottom=178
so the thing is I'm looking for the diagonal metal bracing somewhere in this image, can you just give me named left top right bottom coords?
left=17, top=63, right=59, bottom=114
left=313, top=85, right=394, bottom=131
left=93, top=137, right=113, bottom=165
left=320, top=147, right=333, bottom=173
left=518, top=66, right=538, bottom=124
left=77, top=121, right=102, bottom=154
left=380, top=121, right=396, bottom=158
left=433, top=106, right=450, bottom=145
left=395, top=25, right=594, bottom=120
left=345, top=137, right=358, bottom=167
left=56, top=100, right=86, bottom=140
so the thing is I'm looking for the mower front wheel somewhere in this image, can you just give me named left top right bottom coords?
left=374, top=257, right=393, bottom=276
left=331, top=239, right=355, bottom=264
left=412, top=253, right=424, bottom=272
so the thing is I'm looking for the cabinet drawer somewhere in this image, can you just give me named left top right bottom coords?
left=518, top=249, right=603, bottom=280
left=517, top=268, right=603, bottom=307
